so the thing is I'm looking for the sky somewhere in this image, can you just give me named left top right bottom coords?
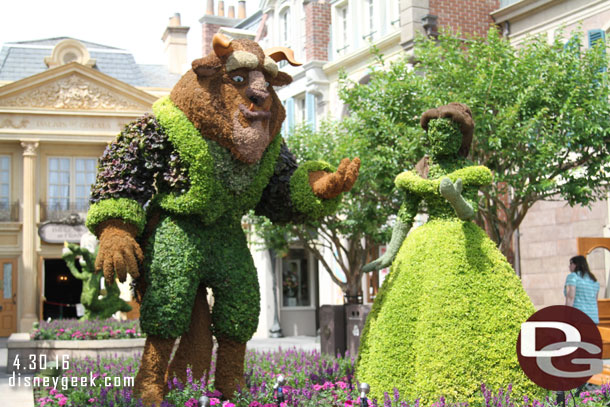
left=0, top=0, right=253, bottom=65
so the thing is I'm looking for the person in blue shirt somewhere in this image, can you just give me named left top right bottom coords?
left=565, top=255, right=600, bottom=324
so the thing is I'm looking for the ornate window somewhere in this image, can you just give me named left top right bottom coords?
left=44, top=39, right=96, bottom=69
left=47, top=157, right=97, bottom=220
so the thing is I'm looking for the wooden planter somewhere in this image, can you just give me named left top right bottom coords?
left=6, top=333, right=145, bottom=374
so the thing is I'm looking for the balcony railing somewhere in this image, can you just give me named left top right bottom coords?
left=0, top=201, right=19, bottom=222
left=40, top=201, right=89, bottom=223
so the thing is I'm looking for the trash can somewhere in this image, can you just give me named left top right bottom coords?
left=345, top=304, right=371, bottom=358
left=319, top=305, right=346, bottom=357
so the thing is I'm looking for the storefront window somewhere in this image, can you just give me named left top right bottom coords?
left=281, top=249, right=310, bottom=307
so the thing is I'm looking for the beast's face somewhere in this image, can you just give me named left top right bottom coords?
left=169, top=34, right=300, bottom=165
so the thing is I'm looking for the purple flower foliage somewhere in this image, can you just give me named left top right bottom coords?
left=31, top=318, right=144, bottom=341
left=33, top=348, right=603, bottom=407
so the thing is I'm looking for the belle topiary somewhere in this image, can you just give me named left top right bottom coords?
left=357, top=103, right=541, bottom=404
left=61, top=236, right=131, bottom=321
left=85, top=34, right=359, bottom=406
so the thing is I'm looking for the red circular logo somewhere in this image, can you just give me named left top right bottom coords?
left=516, top=305, right=602, bottom=391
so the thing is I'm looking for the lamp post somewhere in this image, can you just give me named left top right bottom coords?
left=359, top=382, right=370, bottom=407
left=274, top=374, right=285, bottom=406
left=198, top=396, right=210, bottom=407
left=269, top=249, right=283, bottom=338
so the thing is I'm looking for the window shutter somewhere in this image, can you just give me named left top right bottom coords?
left=564, top=35, right=579, bottom=53
left=588, top=29, right=607, bottom=73
left=588, top=29, right=606, bottom=49
left=285, top=98, right=295, bottom=136
left=306, top=92, right=316, bottom=129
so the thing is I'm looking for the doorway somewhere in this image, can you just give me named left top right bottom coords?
left=43, top=259, right=82, bottom=320
left=278, top=248, right=318, bottom=336
left=0, top=258, right=17, bottom=336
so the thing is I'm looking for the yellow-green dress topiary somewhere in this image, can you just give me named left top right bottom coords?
left=357, top=103, right=540, bottom=404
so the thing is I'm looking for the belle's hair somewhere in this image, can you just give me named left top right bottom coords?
left=570, top=255, right=597, bottom=282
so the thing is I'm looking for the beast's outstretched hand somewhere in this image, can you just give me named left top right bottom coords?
left=308, top=158, right=360, bottom=200
left=95, top=219, right=144, bottom=285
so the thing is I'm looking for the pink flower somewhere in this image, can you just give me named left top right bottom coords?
left=88, top=398, right=97, bottom=403
left=313, top=384, right=324, bottom=391
left=248, top=402, right=262, bottom=407
left=49, top=388, right=58, bottom=396
left=345, top=401, right=355, bottom=407
left=185, top=398, right=199, bottom=407
left=323, top=381, right=334, bottom=390
left=222, top=402, right=235, bottom=407
left=335, top=381, right=348, bottom=389
left=210, top=398, right=221, bottom=406
left=54, top=392, right=65, bottom=399
left=58, top=397, right=68, bottom=406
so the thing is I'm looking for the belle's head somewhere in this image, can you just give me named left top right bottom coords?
left=420, top=102, right=474, bottom=159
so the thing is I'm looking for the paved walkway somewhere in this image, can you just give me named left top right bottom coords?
left=0, top=337, right=34, bottom=407
left=0, top=335, right=318, bottom=407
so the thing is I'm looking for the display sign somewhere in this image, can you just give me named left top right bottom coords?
left=38, top=222, right=88, bottom=244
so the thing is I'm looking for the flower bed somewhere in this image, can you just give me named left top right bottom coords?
left=31, top=318, right=144, bottom=340
left=32, top=348, right=605, bottom=407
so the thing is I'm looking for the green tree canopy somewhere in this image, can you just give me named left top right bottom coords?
left=251, top=27, right=610, bottom=298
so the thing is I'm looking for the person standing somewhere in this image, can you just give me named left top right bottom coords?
left=565, top=255, right=600, bottom=324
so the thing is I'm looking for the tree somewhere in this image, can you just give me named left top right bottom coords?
left=249, top=117, right=414, bottom=303
left=410, top=28, right=610, bottom=261
left=339, top=27, right=610, bottom=264
left=251, top=27, right=610, bottom=298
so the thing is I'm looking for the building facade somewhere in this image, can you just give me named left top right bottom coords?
left=491, top=0, right=610, bottom=309
left=0, top=16, right=186, bottom=336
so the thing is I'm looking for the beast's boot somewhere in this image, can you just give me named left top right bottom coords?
left=214, top=337, right=247, bottom=399
left=166, top=286, right=213, bottom=388
left=134, top=335, right=176, bottom=406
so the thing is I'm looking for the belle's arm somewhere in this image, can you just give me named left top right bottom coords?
left=363, top=171, right=423, bottom=272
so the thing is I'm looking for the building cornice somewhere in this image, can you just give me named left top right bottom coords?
left=491, top=0, right=557, bottom=24
left=492, top=0, right=610, bottom=43
left=199, top=14, right=242, bottom=27
left=323, top=31, right=401, bottom=76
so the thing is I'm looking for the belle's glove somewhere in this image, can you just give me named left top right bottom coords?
left=439, top=177, right=474, bottom=220
left=95, top=219, right=144, bottom=285
left=309, top=158, right=361, bottom=199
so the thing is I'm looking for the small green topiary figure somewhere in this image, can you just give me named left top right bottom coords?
left=357, top=103, right=541, bottom=404
left=61, top=240, right=131, bottom=321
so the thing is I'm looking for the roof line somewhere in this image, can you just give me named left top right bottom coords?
left=2, top=43, right=132, bottom=54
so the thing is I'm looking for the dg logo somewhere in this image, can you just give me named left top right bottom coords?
left=516, top=305, right=603, bottom=391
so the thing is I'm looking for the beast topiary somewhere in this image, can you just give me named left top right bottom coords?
left=358, top=103, right=541, bottom=404
left=85, top=34, right=360, bottom=406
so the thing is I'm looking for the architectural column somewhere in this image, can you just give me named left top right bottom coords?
left=400, top=0, right=430, bottom=51
left=19, top=141, right=39, bottom=332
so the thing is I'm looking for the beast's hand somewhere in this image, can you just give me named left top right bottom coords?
left=309, top=158, right=360, bottom=200
left=95, top=219, right=144, bottom=285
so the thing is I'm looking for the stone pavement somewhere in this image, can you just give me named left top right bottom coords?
left=0, top=335, right=319, bottom=407
left=0, top=337, right=34, bottom=407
